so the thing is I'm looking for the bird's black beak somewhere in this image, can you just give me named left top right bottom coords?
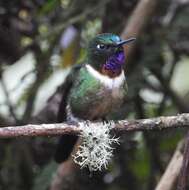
left=116, top=37, right=136, bottom=46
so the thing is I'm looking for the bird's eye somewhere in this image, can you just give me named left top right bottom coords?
left=97, top=44, right=105, bottom=50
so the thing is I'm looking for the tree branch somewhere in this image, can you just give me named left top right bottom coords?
left=0, top=113, right=189, bottom=138
left=177, top=131, right=189, bottom=190
left=155, top=141, right=184, bottom=190
left=121, top=0, right=157, bottom=61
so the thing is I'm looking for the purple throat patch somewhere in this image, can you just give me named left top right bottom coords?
left=104, top=51, right=125, bottom=71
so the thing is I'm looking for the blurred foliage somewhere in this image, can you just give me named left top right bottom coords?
left=0, top=0, right=189, bottom=190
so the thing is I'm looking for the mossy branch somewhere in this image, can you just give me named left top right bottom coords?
left=0, top=113, right=189, bottom=138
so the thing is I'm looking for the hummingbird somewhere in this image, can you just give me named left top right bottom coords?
left=54, top=33, right=135, bottom=163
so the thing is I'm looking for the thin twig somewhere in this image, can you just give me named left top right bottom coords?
left=162, top=0, right=189, bottom=26
left=42, top=0, right=111, bottom=39
left=0, top=79, right=19, bottom=122
left=0, top=113, right=189, bottom=138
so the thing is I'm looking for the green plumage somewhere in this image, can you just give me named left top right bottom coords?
left=69, top=66, right=128, bottom=120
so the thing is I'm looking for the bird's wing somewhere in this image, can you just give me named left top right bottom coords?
left=55, top=64, right=82, bottom=163
left=57, top=64, right=82, bottom=122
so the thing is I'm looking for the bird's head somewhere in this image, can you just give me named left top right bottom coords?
left=87, top=33, right=135, bottom=78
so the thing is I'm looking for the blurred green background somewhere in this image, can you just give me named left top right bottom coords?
left=0, top=0, right=189, bottom=190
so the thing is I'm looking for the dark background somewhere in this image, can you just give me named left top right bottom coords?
left=0, top=0, right=189, bottom=189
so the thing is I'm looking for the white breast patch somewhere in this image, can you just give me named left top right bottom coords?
left=86, top=64, right=125, bottom=89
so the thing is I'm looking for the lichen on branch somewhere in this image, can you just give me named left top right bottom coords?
left=73, top=121, right=119, bottom=171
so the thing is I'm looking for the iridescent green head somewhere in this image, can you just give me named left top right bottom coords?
left=87, top=33, right=135, bottom=77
